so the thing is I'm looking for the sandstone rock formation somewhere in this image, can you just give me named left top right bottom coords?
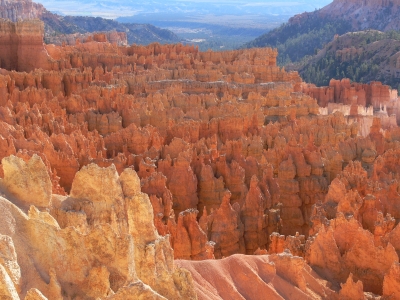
left=0, top=19, right=53, bottom=72
left=0, top=156, right=196, bottom=299
left=47, top=31, right=128, bottom=47
left=1, top=17, right=400, bottom=298
left=2, top=154, right=51, bottom=208
left=302, top=79, right=400, bottom=136
left=0, top=0, right=44, bottom=22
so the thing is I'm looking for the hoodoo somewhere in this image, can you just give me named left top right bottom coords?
left=0, top=16, right=400, bottom=299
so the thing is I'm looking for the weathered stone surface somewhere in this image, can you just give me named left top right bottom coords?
left=0, top=158, right=197, bottom=299
left=383, top=262, right=400, bottom=299
left=176, top=253, right=337, bottom=300
left=174, top=209, right=214, bottom=260
left=339, top=273, right=364, bottom=300
left=0, top=19, right=52, bottom=72
left=241, top=175, right=268, bottom=254
left=0, top=263, right=19, bottom=300
left=24, top=288, right=48, bottom=300
left=0, top=234, right=20, bottom=293
left=2, top=13, right=400, bottom=299
left=207, top=190, right=245, bottom=259
left=0, top=0, right=45, bottom=22
left=70, top=163, right=127, bottom=235
left=2, top=154, right=52, bottom=208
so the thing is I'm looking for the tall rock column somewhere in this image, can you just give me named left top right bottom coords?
left=278, top=156, right=304, bottom=235
left=174, top=209, right=215, bottom=260
left=240, top=175, right=268, bottom=254
left=120, top=168, right=197, bottom=299
left=208, top=190, right=245, bottom=258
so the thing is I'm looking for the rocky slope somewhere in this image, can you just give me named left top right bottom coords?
left=176, top=253, right=338, bottom=299
left=245, top=0, right=400, bottom=66
left=316, top=0, right=400, bottom=31
left=0, top=0, right=45, bottom=21
left=1, top=18, right=400, bottom=299
left=0, top=0, right=180, bottom=45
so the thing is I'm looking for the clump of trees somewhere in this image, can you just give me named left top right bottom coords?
left=299, top=30, right=400, bottom=89
left=244, top=16, right=351, bottom=65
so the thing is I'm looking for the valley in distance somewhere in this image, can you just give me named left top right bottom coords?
left=1, top=0, right=400, bottom=299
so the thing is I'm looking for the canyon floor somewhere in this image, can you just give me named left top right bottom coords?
left=0, top=17, right=400, bottom=299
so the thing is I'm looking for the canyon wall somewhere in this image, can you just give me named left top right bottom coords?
left=302, top=78, right=400, bottom=129
left=0, top=19, right=53, bottom=71
left=302, top=78, right=394, bottom=108
left=0, top=0, right=44, bottom=22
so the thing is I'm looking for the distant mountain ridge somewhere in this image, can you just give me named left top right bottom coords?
left=244, top=0, right=400, bottom=65
left=0, top=0, right=181, bottom=45
left=42, top=14, right=181, bottom=45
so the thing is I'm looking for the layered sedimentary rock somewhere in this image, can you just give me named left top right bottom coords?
left=302, top=78, right=400, bottom=133
left=0, top=0, right=45, bottom=22
left=47, top=31, right=128, bottom=47
left=302, top=78, right=394, bottom=109
left=0, top=19, right=54, bottom=72
left=2, top=18, right=400, bottom=298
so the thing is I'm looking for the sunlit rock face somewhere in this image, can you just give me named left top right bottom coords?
left=0, top=156, right=197, bottom=299
left=0, top=0, right=45, bottom=22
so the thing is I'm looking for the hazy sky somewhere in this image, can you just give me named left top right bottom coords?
left=36, top=0, right=333, bottom=19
